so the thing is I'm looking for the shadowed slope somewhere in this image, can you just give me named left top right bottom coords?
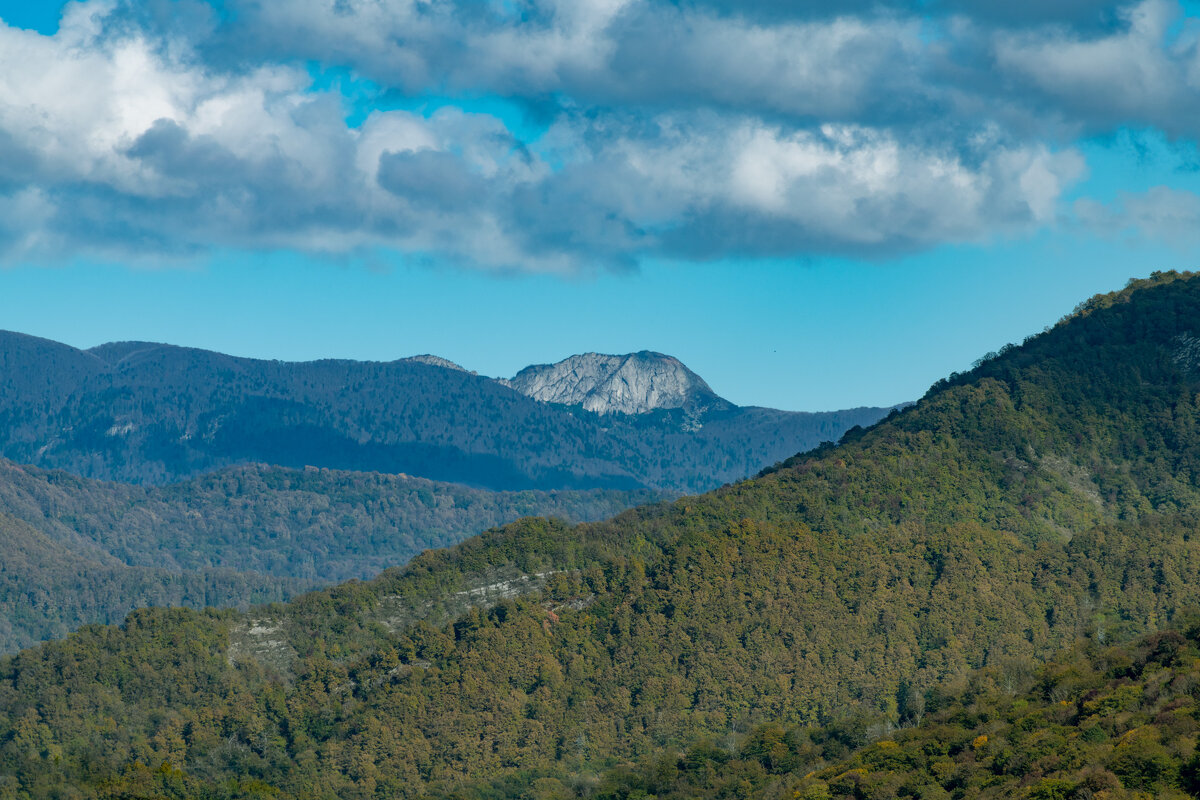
left=0, top=458, right=665, bottom=653
left=0, top=334, right=893, bottom=492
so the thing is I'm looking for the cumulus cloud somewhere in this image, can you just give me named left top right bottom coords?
left=526, top=118, right=1086, bottom=260
left=211, top=0, right=1196, bottom=134
left=216, top=1, right=936, bottom=124
left=0, top=7, right=549, bottom=267
left=0, top=0, right=1191, bottom=270
left=991, top=0, right=1200, bottom=135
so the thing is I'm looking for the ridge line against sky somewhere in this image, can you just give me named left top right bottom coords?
left=0, top=0, right=1198, bottom=410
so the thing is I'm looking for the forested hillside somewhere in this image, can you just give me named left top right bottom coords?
left=0, top=512, right=303, bottom=661
left=0, top=460, right=663, bottom=653
left=0, top=334, right=892, bottom=493
left=5, top=272, right=1200, bottom=798
left=529, top=625, right=1200, bottom=800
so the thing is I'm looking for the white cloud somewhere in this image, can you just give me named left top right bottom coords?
left=221, top=0, right=931, bottom=122
left=493, top=115, right=1086, bottom=260
left=212, top=0, right=1200, bottom=140
left=0, top=11, right=552, bottom=266
left=0, top=0, right=1188, bottom=270
left=991, top=0, right=1200, bottom=134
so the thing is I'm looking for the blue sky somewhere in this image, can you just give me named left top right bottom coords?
left=0, top=1, right=1198, bottom=410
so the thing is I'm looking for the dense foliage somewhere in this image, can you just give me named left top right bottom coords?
left=4, top=272, right=1200, bottom=797
left=0, top=334, right=891, bottom=492
left=523, top=626, right=1200, bottom=800
left=0, top=511, right=303, bottom=660
left=0, top=460, right=664, bottom=652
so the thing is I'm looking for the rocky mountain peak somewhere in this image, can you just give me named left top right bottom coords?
left=503, top=351, right=729, bottom=415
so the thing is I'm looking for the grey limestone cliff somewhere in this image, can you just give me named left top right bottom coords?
left=503, top=351, right=730, bottom=415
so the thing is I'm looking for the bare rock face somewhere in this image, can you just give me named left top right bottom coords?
left=503, top=351, right=729, bottom=415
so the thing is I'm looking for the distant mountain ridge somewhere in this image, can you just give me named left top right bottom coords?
left=8, top=273, right=1200, bottom=798
left=502, top=351, right=730, bottom=415
left=0, top=332, right=896, bottom=492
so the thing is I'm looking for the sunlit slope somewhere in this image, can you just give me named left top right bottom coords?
left=5, top=272, right=1200, bottom=797
left=541, top=626, right=1200, bottom=800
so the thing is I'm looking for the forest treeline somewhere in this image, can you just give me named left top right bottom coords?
left=3, top=272, right=1200, bottom=797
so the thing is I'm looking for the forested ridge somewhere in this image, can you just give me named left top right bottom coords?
left=0, top=460, right=664, bottom=653
left=6, top=272, right=1200, bottom=797
left=0, top=333, right=891, bottom=493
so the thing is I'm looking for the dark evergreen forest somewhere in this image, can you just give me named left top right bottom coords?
left=0, top=334, right=891, bottom=493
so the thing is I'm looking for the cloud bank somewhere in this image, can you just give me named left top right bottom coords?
left=0, top=0, right=1194, bottom=270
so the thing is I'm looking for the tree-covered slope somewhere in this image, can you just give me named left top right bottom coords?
left=535, top=626, right=1200, bottom=800
left=0, top=459, right=664, bottom=653
left=0, top=510, right=304, bottom=657
left=0, top=332, right=892, bottom=493
left=5, top=272, right=1200, bottom=797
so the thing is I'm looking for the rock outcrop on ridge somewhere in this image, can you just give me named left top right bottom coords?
left=504, top=351, right=732, bottom=415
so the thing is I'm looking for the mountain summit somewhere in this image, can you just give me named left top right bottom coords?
left=504, top=351, right=729, bottom=414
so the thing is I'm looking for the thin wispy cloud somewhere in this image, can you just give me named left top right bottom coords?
left=0, top=0, right=1194, bottom=270
left=1076, top=185, right=1200, bottom=247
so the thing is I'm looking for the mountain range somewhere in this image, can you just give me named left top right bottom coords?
left=0, top=333, right=895, bottom=493
left=0, top=336, right=889, bottom=653
left=2, top=272, right=1200, bottom=798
